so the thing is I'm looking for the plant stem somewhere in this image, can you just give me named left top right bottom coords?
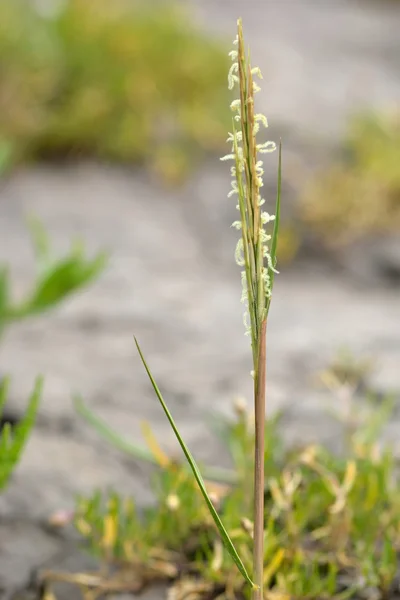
left=252, top=318, right=267, bottom=600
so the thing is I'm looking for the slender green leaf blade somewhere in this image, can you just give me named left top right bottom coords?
left=0, top=375, right=10, bottom=415
left=28, top=251, right=107, bottom=313
left=74, top=395, right=238, bottom=484
left=269, top=141, right=282, bottom=274
left=266, top=141, right=282, bottom=313
left=134, top=337, right=256, bottom=589
left=73, top=395, right=158, bottom=464
left=0, top=375, right=42, bottom=491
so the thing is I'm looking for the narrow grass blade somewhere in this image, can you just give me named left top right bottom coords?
left=134, top=337, right=257, bottom=589
left=266, top=141, right=282, bottom=313
left=0, top=376, right=10, bottom=414
left=74, top=394, right=238, bottom=484
left=141, top=421, right=171, bottom=468
left=269, top=141, right=282, bottom=276
left=0, top=375, right=42, bottom=491
left=73, top=395, right=157, bottom=464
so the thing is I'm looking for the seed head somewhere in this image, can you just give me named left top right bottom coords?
left=220, top=19, right=278, bottom=361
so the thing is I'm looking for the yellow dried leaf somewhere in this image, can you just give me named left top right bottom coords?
left=102, top=514, right=118, bottom=550
left=343, top=460, right=357, bottom=493
left=75, top=518, right=91, bottom=536
left=141, top=421, right=171, bottom=468
left=263, top=548, right=285, bottom=586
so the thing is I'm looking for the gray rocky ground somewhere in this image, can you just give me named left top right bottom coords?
left=0, top=0, right=399, bottom=598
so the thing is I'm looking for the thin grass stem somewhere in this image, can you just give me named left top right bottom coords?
left=253, top=319, right=267, bottom=600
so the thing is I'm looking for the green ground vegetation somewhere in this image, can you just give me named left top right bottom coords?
left=0, top=0, right=230, bottom=184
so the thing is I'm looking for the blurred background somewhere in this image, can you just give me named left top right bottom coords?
left=0, top=0, right=399, bottom=589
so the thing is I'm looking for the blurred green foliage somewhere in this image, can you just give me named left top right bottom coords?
left=72, top=381, right=400, bottom=600
left=0, top=0, right=230, bottom=183
left=301, top=110, right=400, bottom=246
left=0, top=216, right=107, bottom=336
left=0, top=217, right=106, bottom=491
left=0, top=375, right=42, bottom=491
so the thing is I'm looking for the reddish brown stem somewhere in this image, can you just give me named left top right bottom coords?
left=252, top=319, right=267, bottom=600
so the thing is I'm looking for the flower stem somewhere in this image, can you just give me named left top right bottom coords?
left=252, top=318, right=267, bottom=600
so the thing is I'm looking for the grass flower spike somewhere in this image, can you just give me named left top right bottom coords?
left=221, top=19, right=280, bottom=360
left=221, top=19, right=282, bottom=600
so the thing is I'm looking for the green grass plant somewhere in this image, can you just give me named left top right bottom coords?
left=301, top=110, right=400, bottom=246
left=1, top=217, right=107, bottom=336
left=0, top=0, right=230, bottom=183
left=0, top=217, right=106, bottom=492
left=130, top=18, right=281, bottom=599
left=72, top=15, right=281, bottom=600
left=0, top=375, right=43, bottom=491
left=73, top=386, right=400, bottom=600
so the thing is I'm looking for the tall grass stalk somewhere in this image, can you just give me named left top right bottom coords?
left=221, top=19, right=280, bottom=599
left=135, top=17, right=281, bottom=598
